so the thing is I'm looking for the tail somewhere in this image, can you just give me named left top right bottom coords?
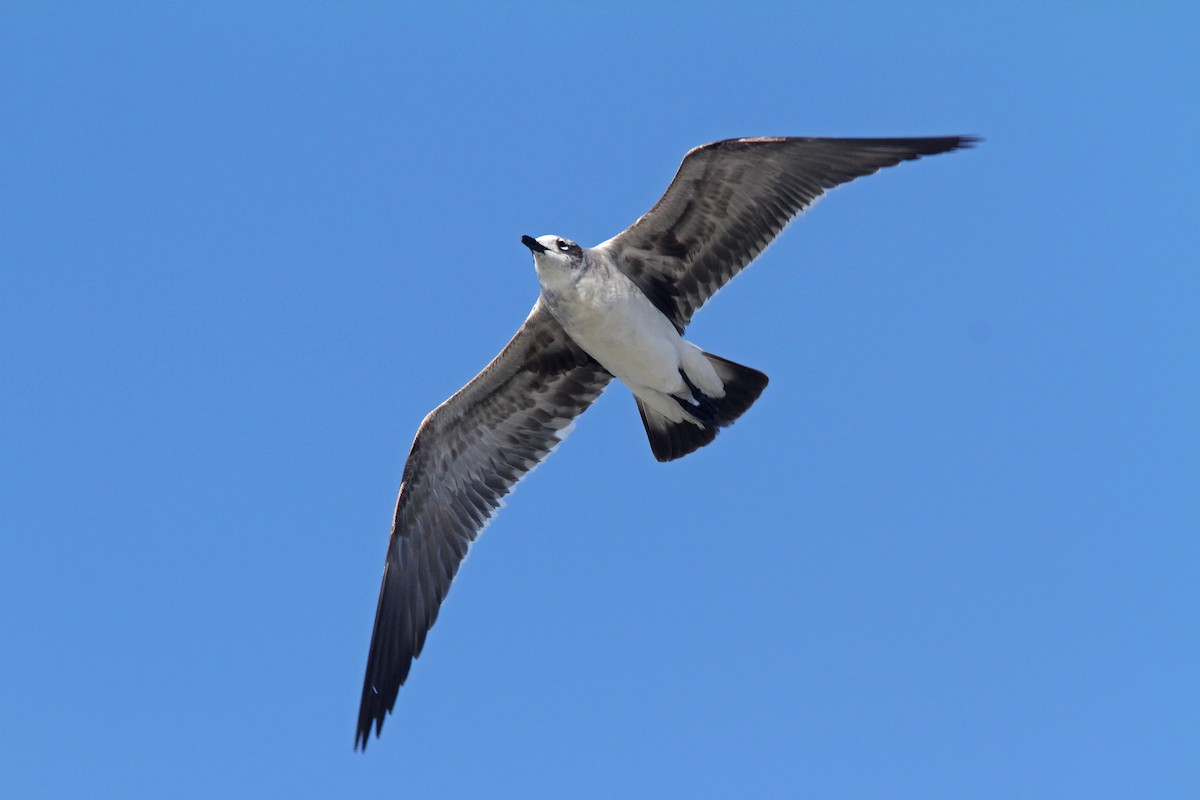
left=635, top=352, right=769, bottom=462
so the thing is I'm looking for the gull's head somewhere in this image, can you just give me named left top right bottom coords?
left=522, top=234, right=585, bottom=289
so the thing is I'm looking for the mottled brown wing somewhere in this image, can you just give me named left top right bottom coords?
left=596, top=137, right=977, bottom=331
left=356, top=300, right=612, bottom=749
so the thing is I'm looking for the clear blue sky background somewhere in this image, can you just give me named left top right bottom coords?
left=3, top=3, right=1197, bottom=797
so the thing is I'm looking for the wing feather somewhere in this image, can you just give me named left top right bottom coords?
left=597, top=136, right=977, bottom=330
left=356, top=301, right=611, bottom=748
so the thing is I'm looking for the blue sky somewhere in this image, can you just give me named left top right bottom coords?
left=3, top=2, right=1197, bottom=797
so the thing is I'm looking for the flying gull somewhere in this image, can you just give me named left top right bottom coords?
left=356, top=135, right=977, bottom=749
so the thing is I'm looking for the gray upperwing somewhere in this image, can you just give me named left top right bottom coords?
left=596, top=136, right=977, bottom=331
left=356, top=300, right=612, bottom=749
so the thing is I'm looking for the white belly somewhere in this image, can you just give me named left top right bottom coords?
left=545, top=269, right=686, bottom=395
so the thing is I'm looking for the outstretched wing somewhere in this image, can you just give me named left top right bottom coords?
left=597, top=136, right=977, bottom=331
left=356, top=300, right=612, bottom=749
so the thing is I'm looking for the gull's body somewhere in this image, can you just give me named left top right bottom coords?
left=356, top=136, right=978, bottom=749
left=532, top=239, right=725, bottom=426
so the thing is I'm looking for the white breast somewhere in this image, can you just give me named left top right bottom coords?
left=543, top=263, right=686, bottom=395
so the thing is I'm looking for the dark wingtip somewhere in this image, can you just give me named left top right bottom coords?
left=356, top=670, right=404, bottom=751
left=355, top=701, right=380, bottom=752
left=899, top=135, right=982, bottom=157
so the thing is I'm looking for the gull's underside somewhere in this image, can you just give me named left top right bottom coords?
left=356, top=135, right=977, bottom=749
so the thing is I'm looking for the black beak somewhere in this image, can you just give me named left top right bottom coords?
left=521, top=235, right=549, bottom=254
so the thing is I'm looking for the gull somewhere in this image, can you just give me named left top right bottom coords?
left=356, top=135, right=977, bottom=748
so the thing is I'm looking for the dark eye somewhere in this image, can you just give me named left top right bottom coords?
left=556, top=239, right=570, bottom=252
